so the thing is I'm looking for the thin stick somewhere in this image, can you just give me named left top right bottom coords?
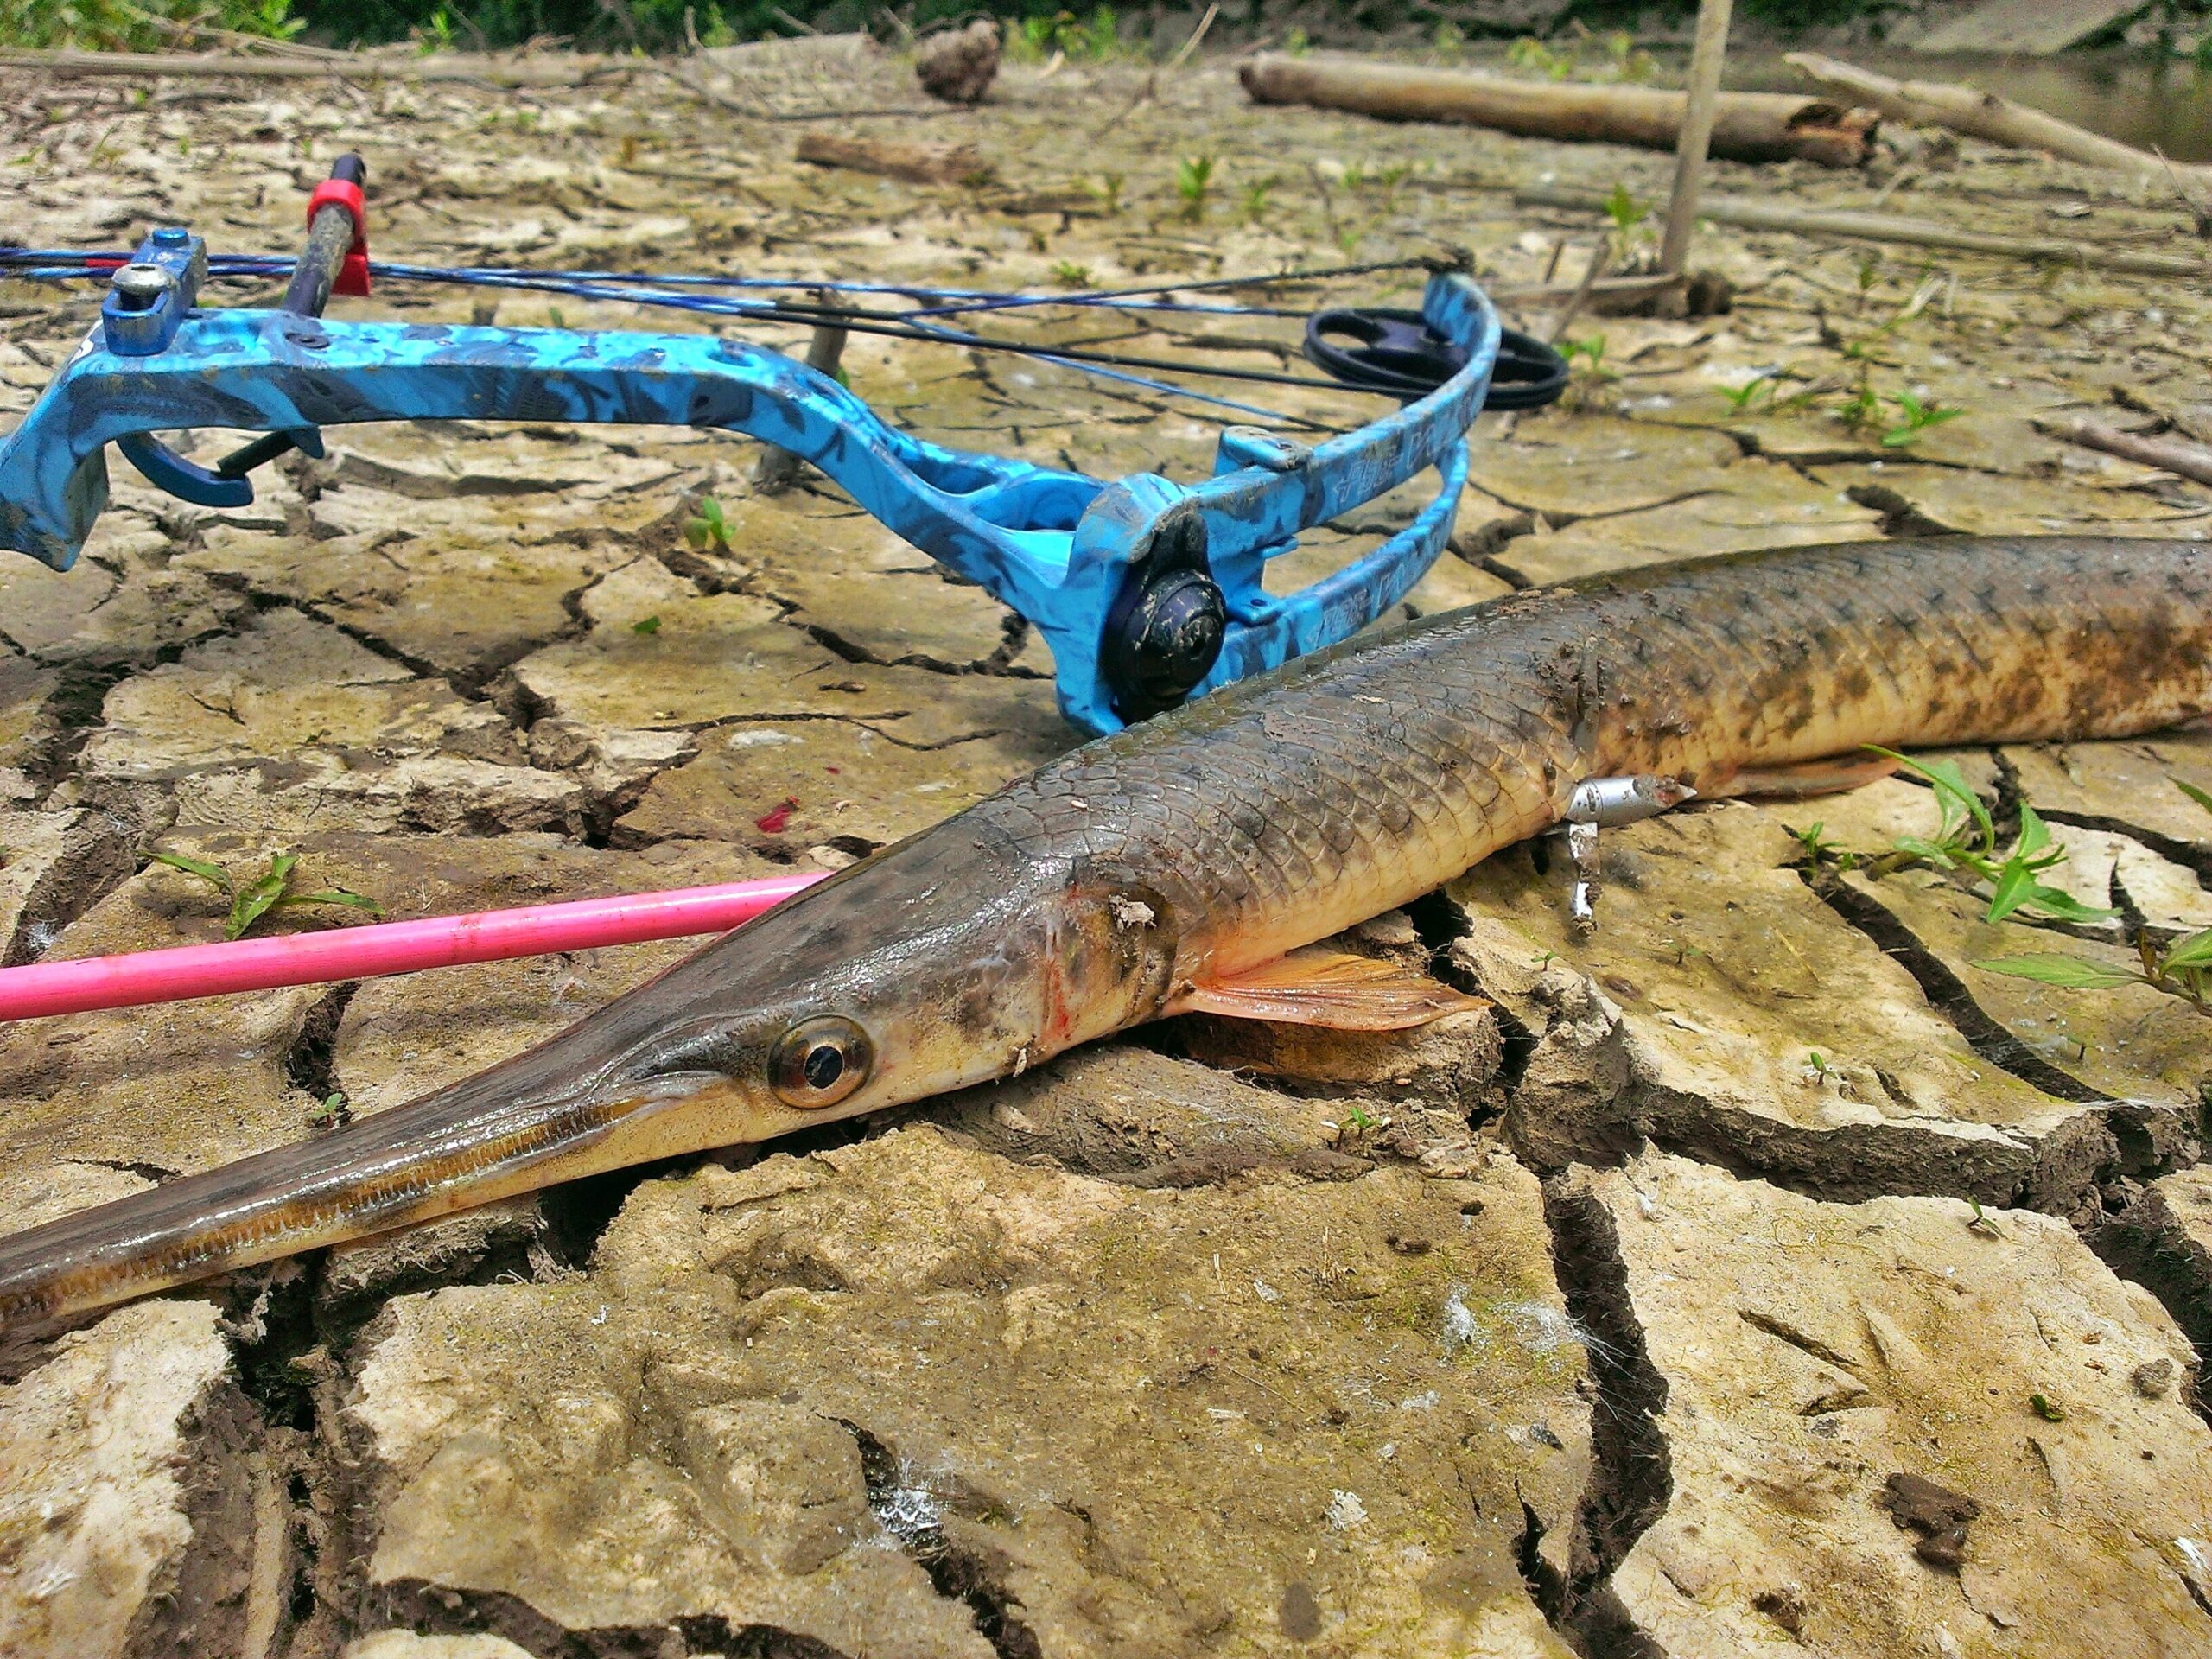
left=1516, top=185, right=2212, bottom=281
left=2037, top=416, right=2212, bottom=489
left=1166, top=1, right=1218, bottom=70
left=1660, top=0, right=1733, bottom=276
left=1548, top=241, right=1605, bottom=345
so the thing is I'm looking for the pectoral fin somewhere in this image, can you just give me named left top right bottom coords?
left=1706, top=753, right=1903, bottom=800
left=1168, top=948, right=1489, bottom=1031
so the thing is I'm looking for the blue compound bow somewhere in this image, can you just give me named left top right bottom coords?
left=0, top=156, right=1563, bottom=734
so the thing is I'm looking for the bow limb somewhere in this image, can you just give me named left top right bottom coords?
left=0, top=312, right=1105, bottom=615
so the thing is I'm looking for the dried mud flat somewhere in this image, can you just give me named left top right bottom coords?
left=2, top=35, right=2210, bottom=1659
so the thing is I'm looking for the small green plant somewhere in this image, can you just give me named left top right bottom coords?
left=1882, top=391, right=1962, bottom=448
left=1965, top=1198, right=2000, bottom=1236
left=684, top=494, right=732, bottom=552
left=1240, top=177, right=1278, bottom=224
left=2175, top=776, right=2212, bottom=815
left=1975, top=927, right=2212, bottom=1015
left=1560, top=334, right=1614, bottom=380
left=416, top=4, right=454, bottom=50
left=1804, top=1051, right=1833, bottom=1080
left=1790, top=820, right=1851, bottom=868
left=1284, top=25, right=1310, bottom=55
left=1868, top=747, right=2112, bottom=925
left=1602, top=182, right=1653, bottom=267
left=1175, top=154, right=1216, bottom=220
left=1050, top=259, right=1094, bottom=287
left=1721, top=374, right=1774, bottom=411
left=1088, top=172, right=1126, bottom=215
left=308, top=1091, right=350, bottom=1129
left=1432, top=20, right=1465, bottom=60
left=152, top=850, right=383, bottom=942
left=632, top=614, right=663, bottom=636
left=2028, top=1392, right=2066, bottom=1422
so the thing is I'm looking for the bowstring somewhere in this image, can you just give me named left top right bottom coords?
left=0, top=249, right=1433, bottom=430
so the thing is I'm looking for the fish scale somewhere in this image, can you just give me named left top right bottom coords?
left=0, top=536, right=2206, bottom=1343
left=974, top=536, right=2211, bottom=979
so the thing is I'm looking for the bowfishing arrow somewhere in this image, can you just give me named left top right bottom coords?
left=0, top=156, right=1564, bottom=734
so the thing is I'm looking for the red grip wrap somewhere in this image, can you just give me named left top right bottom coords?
left=307, top=177, right=372, bottom=296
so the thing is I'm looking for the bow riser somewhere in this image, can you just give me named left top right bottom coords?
left=0, top=245, right=1501, bottom=733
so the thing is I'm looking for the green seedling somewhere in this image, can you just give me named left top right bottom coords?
left=1805, top=1051, right=1833, bottom=1079
left=1720, top=374, right=1773, bottom=411
left=684, top=494, right=732, bottom=552
left=1088, top=172, right=1126, bottom=215
left=632, top=614, right=662, bottom=636
left=1240, top=177, right=1277, bottom=224
left=1965, top=1198, right=2000, bottom=1236
left=1974, top=925, right=2212, bottom=1015
left=1882, top=391, right=1962, bottom=448
left=1867, top=748, right=2111, bottom=925
left=1284, top=25, right=1310, bottom=55
left=308, top=1091, right=350, bottom=1129
left=2171, top=775, right=2212, bottom=816
left=2029, top=1392, right=2066, bottom=1422
left=1175, top=155, right=1216, bottom=220
left=1051, top=259, right=1095, bottom=287
left=1789, top=820, right=1848, bottom=867
left=1560, top=334, right=1614, bottom=379
left=152, top=850, right=383, bottom=943
left=1432, top=21, right=1465, bottom=60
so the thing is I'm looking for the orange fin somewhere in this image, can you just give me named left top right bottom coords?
left=1168, top=948, right=1490, bottom=1032
left=1707, top=753, right=1904, bottom=801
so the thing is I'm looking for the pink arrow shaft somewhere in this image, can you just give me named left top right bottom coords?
left=0, top=872, right=831, bottom=1022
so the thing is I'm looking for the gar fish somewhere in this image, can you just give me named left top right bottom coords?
left=2, top=534, right=2206, bottom=1340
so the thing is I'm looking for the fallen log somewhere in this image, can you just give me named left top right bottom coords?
left=1517, top=184, right=2212, bottom=280
left=794, top=132, right=993, bottom=186
left=0, top=47, right=633, bottom=86
left=1787, top=51, right=2212, bottom=194
left=2037, top=417, right=2212, bottom=490
left=1238, top=53, right=1878, bottom=168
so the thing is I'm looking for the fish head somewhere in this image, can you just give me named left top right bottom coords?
left=546, top=824, right=1184, bottom=1154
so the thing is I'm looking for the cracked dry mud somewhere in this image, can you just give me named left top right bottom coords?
left=3, top=32, right=2210, bottom=1659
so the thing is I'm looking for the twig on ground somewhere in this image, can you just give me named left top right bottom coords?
left=1787, top=51, right=2212, bottom=195
left=2036, top=417, right=2212, bottom=489
left=1516, top=184, right=2212, bottom=281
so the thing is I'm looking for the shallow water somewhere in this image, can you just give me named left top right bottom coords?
left=1727, top=48, right=2212, bottom=162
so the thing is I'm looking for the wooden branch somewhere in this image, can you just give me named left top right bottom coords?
left=1517, top=184, right=2212, bottom=280
left=2037, top=417, right=2212, bottom=489
left=1660, top=0, right=1735, bottom=275
left=794, top=132, right=993, bottom=186
left=1239, top=53, right=1878, bottom=168
left=1786, top=51, right=2212, bottom=194
left=0, top=47, right=634, bottom=86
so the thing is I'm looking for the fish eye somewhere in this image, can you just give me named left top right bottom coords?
left=769, top=1015, right=872, bottom=1109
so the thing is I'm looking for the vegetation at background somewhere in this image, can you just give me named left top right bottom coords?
left=1, top=0, right=1971, bottom=62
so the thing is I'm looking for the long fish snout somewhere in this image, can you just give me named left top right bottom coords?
left=0, top=842, right=1178, bottom=1339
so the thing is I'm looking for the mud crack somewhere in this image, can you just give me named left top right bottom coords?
left=1541, top=1173, right=1669, bottom=1659
left=842, top=1418, right=1043, bottom=1659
